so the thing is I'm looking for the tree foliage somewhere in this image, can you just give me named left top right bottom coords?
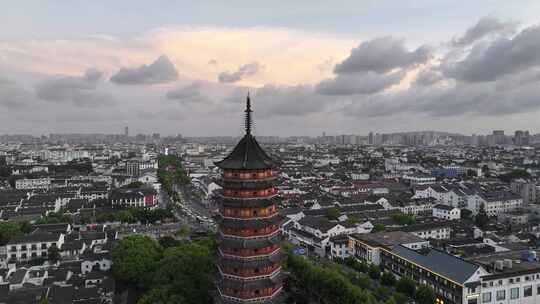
left=158, top=155, right=190, bottom=195
left=475, top=203, right=489, bottom=228
left=112, top=235, right=162, bottom=285
left=47, top=244, right=60, bottom=263
left=325, top=207, right=341, bottom=221
left=396, top=276, right=416, bottom=297
left=499, top=169, right=531, bottom=182
left=286, top=251, right=376, bottom=304
left=146, top=242, right=215, bottom=304
left=0, top=221, right=30, bottom=246
left=415, top=285, right=436, bottom=304
left=391, top=214, right=416, bottom=226
left=36, top=211, right=72, bottom=224
left=380, top=271, right=396, bottom=286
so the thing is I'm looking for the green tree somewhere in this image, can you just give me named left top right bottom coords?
left=396, top=276, right=416, bottom=297
left=150, top=243, right=214, bottom=304
left=325, top=207, right=341, bottom=220
left=392, top=213, right=416, bottom=226
left=391, top=292, right=410, bottom=304
left=158, top=236, right=181, bottom=248
left=373, top=286, right=391, bottom=301
left=176, top=225, right=191, bottom=238
left=0, top=221, right=23, bottom=246
left=138, top=287, right=185, bottom=304
left=461, top=208, right=473, bottom=220
left=368, top=264, right=380, bottom=280
left=47, top=244, right=60, bottom=263
left=380, top=271, right=396, bottom=286
left=124, top=181, right=144, bottom=188
left=372, top=223, right=386, bottom=232
left=117, top=210, right=136, bottom=223
left=415, top=285, right=436, bottom=304
left=474, top=203, right=489, bottom=228
left=112, top=235, right=162, bottom=286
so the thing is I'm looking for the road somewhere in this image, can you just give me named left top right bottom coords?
left=162, top=183, right=217, bottom=232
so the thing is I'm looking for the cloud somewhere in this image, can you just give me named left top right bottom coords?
left=251, top=84, right=332, bottom=117
left=334, top=37, right=431, bottom=74
left=110, top=55, right=179, bottom=85
left=315, top=70, right=406, bottom=95
left=451, top=16, right=517, bottom=47
left=0, top=77, right=33, bottom=108
left=413, top=70, right=444, bottom=86
left=36, top=68, right=114, bottom=107
left=343, top=71, right=540, bottom=118
left=218, top=62, right=263, bottom=83
left=443, top=25, right=540, bottom=82
left=166, top=82, right=209, bottom=103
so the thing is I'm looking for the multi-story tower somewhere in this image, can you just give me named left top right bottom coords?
left=215, top=95, right=283, bottom=303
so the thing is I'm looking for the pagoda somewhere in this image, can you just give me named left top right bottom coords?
left=215, top=94, right=283, bottom=303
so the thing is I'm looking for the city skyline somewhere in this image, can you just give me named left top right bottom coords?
left=2, top=2, right=540, bottom=136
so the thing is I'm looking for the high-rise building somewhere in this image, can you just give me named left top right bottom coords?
left=124, top=126, right=129, bottom=138
left=514, top=130, right=530, bottom=146
left=492, top=130, right=505, bottom=145
left=214, top=95, right=283, bottom=303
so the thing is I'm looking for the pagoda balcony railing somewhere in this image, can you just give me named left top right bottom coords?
left=215, top=190, right=278, bottom=200
left=218, top=285, right=283, bottom=303
left=219, top=228, right=280, bottom=240
left=219, top=211, right=279, bottom=221
left=221, top=188, right=278, bottom=198
left=218, top=247, right=280, bottom=260
left=222, top=169, right=278, bottom=181
left=218, top=175, right=278, bottom=183
left=218, top=265, right=282, bottom=281
left=218, top=246, right=281, bottom=260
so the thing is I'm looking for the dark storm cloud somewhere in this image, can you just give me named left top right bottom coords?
left=166, top=82, right=208, bottom=103
left=451, top=16, right=517, bottom=47
left=218, top=62, right=262, bottom=83
left=36, top=68, right=114, bottom=107
left=110, top=55, right=179, bottom=85
left=315, top=70, right=405, bottom=95
left=334, top=37, right=431, bottom=74
left=0, top=77, right=33, bottom=108
left=252, top=84, right=331, bottom=117
left=343, top=72, right=540, bottom=118
left=443, top=25, right=540, bottom=82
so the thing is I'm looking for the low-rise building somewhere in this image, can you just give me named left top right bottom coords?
left=433, top=204, right=461, bottom=220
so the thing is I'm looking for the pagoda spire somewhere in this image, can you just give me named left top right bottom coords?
left=245, top=92, right=252, bottom=135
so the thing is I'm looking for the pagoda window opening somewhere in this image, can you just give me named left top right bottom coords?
left=253, top=210, right=258, bottom=216
left=255, top=290, right=260, bottom=295
left=254, top=268, right=260, bottom=273
left=233, top=268, right=238, bottom=273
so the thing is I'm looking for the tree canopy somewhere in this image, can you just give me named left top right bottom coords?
left=112, top=235, right=162, bottom=286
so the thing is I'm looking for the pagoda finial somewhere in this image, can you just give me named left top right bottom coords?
left=245, top=92, right=252, bottom=135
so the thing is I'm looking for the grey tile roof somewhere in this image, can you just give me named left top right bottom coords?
left=390, top=245, right=480, bottom=284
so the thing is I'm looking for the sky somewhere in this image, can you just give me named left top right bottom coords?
left=1, top=1, right=540, bottom=137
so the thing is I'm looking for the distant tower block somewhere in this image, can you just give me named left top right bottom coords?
left=214, top=94, right=283, bottom=303
left=124, top=126, right=129, bottom=137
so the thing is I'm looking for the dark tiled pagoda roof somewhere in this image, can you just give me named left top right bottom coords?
left=219, top=215, right=283, bottom=229
left=220, top=273, right=284, bottom=289
left=215, top=95, right=276, bottom=170
left=219, top=234, right=281, bottom=249
left=219, top=252, right=283, bottom=268
left=215, top=134, right=276, bottom=170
